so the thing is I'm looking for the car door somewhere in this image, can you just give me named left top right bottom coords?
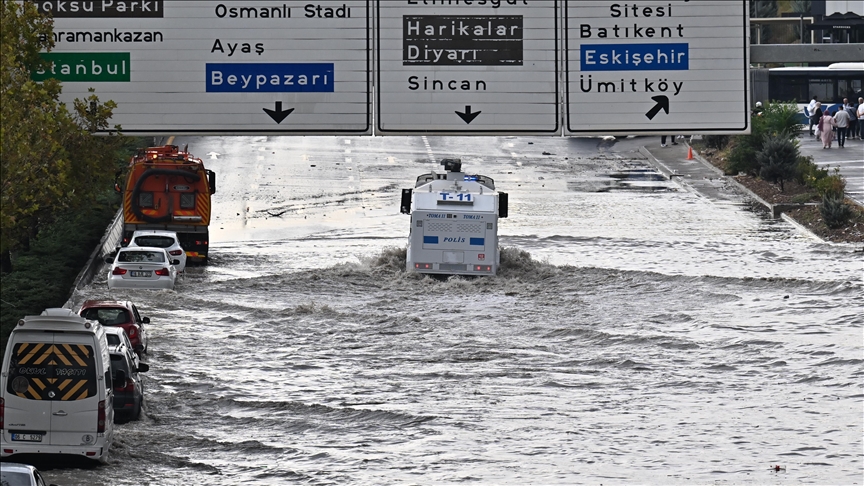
left=131, top=304, right=147, bottom=351
left=3, top=332, right=54, bottom=445
left=47, top=334, right=102, bottom=446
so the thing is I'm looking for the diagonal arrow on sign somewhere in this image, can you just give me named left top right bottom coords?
left=455, top=106, right=482, bottom=124
left=645, top=95, right=669, bottom=120
left=263, top=101, right=295, bottom=124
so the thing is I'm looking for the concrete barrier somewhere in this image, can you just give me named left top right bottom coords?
left=64, top=209, right=125, bottom=307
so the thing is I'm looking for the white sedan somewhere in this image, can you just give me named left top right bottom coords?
left=106, top=247, right=179, bottom=290
left=127, top=229, right=187, bottom=272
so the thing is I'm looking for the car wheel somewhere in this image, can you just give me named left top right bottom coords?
left=132, top=397, right=142, bottom=421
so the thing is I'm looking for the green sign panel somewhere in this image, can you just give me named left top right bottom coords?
left=32, top=53, right=131, bottom=82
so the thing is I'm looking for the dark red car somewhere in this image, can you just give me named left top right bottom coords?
left=79, top=300, right=149, bottom=357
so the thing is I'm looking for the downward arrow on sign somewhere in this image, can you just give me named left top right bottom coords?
left=455, top=106, right=481, bottom=124
left=263, top=101, right=295, bottom=124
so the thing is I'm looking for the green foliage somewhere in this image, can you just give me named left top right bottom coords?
left=725, top=101, right=802, bottom=176
left=704, top=135, right=730, bottom=151
left=0, top=192, right=119, bottom=357
left=820, top=195, right=852, bottom=229
left=794, top=155, right=826, bottom=186
left=757, top=131, right=798, bottom=191
left=1, top=2, right=126, bottom=260
left=814, top=171, right=846, bottom=199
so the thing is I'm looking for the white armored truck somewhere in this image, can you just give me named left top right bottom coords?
left=401, top=159, right=508, bottom=276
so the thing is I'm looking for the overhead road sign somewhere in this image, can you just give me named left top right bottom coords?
left=376, top=0, right=560, bottom=135
left=564, top=0, right=749, bottom=135
left=32, top=1, right=371, bottom=134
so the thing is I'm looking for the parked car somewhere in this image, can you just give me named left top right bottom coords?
left=102, top=326, right=142, bottom=370
left=79, top=300, right=149, bottom=356
left=105, top=247, right=179, bottom=290
left=0, top=462, right=58, bottom=486
left=126, top=230, right=187, bottom=272
left=108, top=340, right=149, bottom=422
left=1, top=308, right=115, bottom=464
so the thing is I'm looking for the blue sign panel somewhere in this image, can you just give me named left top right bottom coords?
left=581, top=43, right=688, bottom=72
left=424, top=236, right=439, bottom=244
left=206, top=63, right=335, bottom=92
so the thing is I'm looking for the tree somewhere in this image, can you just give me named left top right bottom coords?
left=757, top=132, right=798, bottom=192
left=1, top=1, right=123, bottom=272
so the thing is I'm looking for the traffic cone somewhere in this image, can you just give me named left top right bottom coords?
left=686, top=146, right=694, bottom=160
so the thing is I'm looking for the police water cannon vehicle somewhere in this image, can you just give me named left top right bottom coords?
left=400, top=158, right=508, bottom=276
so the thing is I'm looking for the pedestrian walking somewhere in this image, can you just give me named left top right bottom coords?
left=833, top=107, right=850, bottom=148
left=857, top=97, right=864, bottom=139
left=819, top=111, right=837, bottom=149
left=808, top=96, right=820, bottom=136
left=660, top=135, right=678, bottom=147
left=809, top=100, right=822, bottom=138
left=842, top=98, right=857, bottom=140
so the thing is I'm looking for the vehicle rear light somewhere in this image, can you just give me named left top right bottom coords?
left=169, top=250, right=183, bottom=256
left=127, top=327, right=137, bottom=337
left=474, top=265, right=492, bottom=272
left=97, top=400, right=106, bottom=433
left=112, top=267, right=128, bottom=275
left=86, top=451, right=97, bottom=456
left=194, top=240, right=208, bottom=246
left=1, top=397, right=4, bottom=429
left=414, top=263, right=432, bottom=269
left=155, top=267, right=170, bottom=276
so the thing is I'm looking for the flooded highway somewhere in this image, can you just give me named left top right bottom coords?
left=45, top=135, right=861, bottom=485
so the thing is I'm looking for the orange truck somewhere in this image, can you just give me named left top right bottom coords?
left=119, top=145, right=216, bottom=263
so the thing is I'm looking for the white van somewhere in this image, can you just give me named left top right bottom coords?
left=1, top=308, right=115, bottom=463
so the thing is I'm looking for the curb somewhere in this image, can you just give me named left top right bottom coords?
left=638, top=145, right=680, bottom=181
left=780, top=213, right=824, bottom=242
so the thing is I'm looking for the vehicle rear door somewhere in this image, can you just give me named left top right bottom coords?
left=3, top=333, right=54, bottom=445
left=46, top=334, right=101, bottom=446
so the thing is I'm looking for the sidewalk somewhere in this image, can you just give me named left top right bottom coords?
left=641, top=134, right=864, bottom=208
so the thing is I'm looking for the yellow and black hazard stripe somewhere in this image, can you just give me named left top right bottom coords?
left=11, top=343, right=96, bottom=401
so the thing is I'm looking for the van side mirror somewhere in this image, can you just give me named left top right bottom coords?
left=400, top=189, right=412, bottom=214
left=134, top=344, right=144, bottom=354
left=142, top=317, right=150, bottom=324
left=137, top=363, right=150, bottom=373
left=104, top=256, right=114, bottom=264
left=207, top=169, right=217, bottom=194
left=498, top=192, right=509, bottom=219
left=113, top=370, right=127, bottom=387
left=171, top=259, right=180, bottom=265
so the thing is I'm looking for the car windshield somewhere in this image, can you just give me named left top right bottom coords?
left=1, top=470, right=32, bottom=486
left=134, top=236, right=175, bottom=248
left=81, top=308, right=129, bottom=325
left=118, top=251, right=165, bottom=263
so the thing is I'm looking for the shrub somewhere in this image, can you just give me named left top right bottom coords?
left=820, top=195, right=853, bottom=229
left=725, top=101, right=802, bottom=176
left=814, top=172, right=846, bottom=199
left=756, top=131, right=798, bottom=191
left=795, top=155, right=827, bottom=186
left=704, top=135, right=730, bottom=150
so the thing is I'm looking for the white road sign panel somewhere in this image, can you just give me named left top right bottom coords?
left=32, top=1, right=371, bottom=134
left=564, top=0, right=749, bottom=135
left=376, top=0, right=560, bottom=134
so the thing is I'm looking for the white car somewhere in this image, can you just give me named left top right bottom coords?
left=127, top=230, right=187, bottom=272
left=0, top=462, right=58, bottom=486
left=106, top=247, right=179, bottom=290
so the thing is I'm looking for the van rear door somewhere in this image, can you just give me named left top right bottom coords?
left=4, top=333, right=54, bottom=445
left=46, top=334, right=101, bottom=446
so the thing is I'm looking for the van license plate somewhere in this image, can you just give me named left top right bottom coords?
left=130, top=271, right=151, bottom=277
left=11, top=433, right=42, bottom=442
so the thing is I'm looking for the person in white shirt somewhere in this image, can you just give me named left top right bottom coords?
left=857, top=97, right=864, bottom=139
left=808, top=96, right=819, bottom=136
left=833, top=107, right=850, bottom=148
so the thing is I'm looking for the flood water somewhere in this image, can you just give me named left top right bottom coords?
left=41, top=135, right=862, bottom=485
